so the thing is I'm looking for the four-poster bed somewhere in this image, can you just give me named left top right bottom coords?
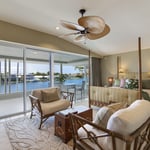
left=70, top=37, right=150, bottom=150
left=88, top=37, right=147, bottom=107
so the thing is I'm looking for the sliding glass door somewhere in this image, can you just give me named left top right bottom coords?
left=0, top=45, right=24, bottom=118
left=0, top=41, right=89, bottom=119
left=53, top=52, right=89, bottom=101
left=0, top=45, right=52, bottom=118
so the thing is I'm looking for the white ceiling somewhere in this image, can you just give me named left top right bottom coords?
left=0, top=0, right=150, bottom=56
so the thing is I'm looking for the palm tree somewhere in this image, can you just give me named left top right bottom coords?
left=75, top=66, right=84, bottom=78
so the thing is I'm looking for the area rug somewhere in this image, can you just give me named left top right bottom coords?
left=4, top=116, right=73, bottom=150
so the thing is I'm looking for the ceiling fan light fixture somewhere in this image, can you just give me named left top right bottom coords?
left=87, top=24, right=110, bottom=40
left=60, top=9, right=110, bottom=41
left=78, top=16, right=105, bottom=34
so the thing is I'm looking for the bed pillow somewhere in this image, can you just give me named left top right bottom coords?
left=41, top=88, right=59, bottom=103
left=108, top=102, right=127, bottom=111
left=113, top=79, right=120, bottom=87
left=120, top=78, right=126, bottom=88
left=93, top=102, right=126, bottom=128
left=107, top=100, right=150, bottom=135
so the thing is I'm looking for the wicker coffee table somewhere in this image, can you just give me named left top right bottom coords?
left=54, top=105, right=93, bottom=143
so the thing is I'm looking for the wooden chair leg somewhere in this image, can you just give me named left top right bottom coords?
left=30, top=108, right=33, bottom=119
left=39, top=118, right=42, bottom=129
left=73, top=145, right=76, bottom=150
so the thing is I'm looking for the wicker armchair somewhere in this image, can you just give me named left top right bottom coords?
left=29, top=87, right=74, bottom=129
left=70, top=100, right=150, bottom=150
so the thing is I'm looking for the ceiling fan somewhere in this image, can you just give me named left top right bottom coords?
left=60, top=9, right=110, bottom=42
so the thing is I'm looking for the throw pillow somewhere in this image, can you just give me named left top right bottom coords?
left=108, top=102, right=127, bottom=111
left=120, top=78, right=125, bottom=88
left=107, top=100, right=150, bottom=135
left=93, top=102, right=126, bottom=128
left=41, top=88, right=59, bottom=103
left=113, top=79, right=120, bottom=87
left=93, top=106, right=113, bottom=128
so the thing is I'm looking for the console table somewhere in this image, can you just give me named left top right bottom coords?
left=54, top=106, right=93, bottom=143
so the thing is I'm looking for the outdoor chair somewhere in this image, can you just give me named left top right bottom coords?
left=75, top=81, right=85, bottom=100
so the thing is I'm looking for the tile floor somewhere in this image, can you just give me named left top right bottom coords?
left=0, top=98, right=99, bottom=150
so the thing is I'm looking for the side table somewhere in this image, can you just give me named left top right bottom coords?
left=54, top=105, right=93, bottom=143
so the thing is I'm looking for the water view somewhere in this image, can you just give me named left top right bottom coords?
left=0, top=78, right=85, bottom=94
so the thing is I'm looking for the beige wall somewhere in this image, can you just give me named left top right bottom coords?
left=101, top=49, right=150, bottom=85
left=0, top=20, right=100, bottom=57
left=1, top=20, right=150, bottom=85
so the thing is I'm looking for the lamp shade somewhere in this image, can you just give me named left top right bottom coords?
left=108, top=77, right=113, bottom=86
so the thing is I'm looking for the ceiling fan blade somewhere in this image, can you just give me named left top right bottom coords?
left=59, top=32, right=80, bottom=38
left=74, top=34, right=86, bottom=42
left=78, top=16, right=105, bottom=34
left=60, top=20, right=85, bottom=31
left=87, top=24, right=110, bottom=40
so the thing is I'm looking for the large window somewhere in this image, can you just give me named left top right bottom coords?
left=0, top=42, right=89, bottom=118
left=25, top=49, right=51, bottom=91
left=53, top=53, right=89, bottom=101
left=0, top=45, right=24, bottom=118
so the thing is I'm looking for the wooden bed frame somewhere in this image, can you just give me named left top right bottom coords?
left=88, top=37, right=144, bottom=107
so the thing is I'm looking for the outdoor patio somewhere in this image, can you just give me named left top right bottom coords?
left=0, top=88, right=88, bottom=119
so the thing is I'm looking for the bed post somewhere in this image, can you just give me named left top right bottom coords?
left=138, top=37, right=142, bottom=99
left=88, top=50, right=91, bottom=108
left=117, top=56, right=120, bottom=79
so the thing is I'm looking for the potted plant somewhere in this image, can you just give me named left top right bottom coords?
left=125, top=79, right=138, bottom=89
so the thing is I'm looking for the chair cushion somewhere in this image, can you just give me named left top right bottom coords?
left=107, top=100, right=150, bottom=135
left=41, top=88, right=59, bottom=103
left=78, top=124, right=107, bottom=149
left=40, top=99, right=70, bottom=115
left=93, top=102, right=126, bottom=128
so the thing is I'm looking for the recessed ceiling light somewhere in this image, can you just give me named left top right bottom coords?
left=56, top=26, right=60, bottom=30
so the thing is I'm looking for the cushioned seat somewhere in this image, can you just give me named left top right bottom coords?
left=40, top=99, right=70, bottom=115
left=78, top=124, right=106, bottom=149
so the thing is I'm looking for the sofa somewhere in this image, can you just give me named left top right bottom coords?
left=29, top=87, right=74, bottom=129
left=70, top=100, right=150, bottom=150
left=90, top=86, right=139, bottom=107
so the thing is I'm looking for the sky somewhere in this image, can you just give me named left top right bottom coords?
left=0, top=61, right=80, bottom=74
left=26, top=63, right=79, bottom=74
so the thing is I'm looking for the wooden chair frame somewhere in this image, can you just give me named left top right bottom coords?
left=29, top=91, right=74, bottom=129
left=70, top=113, right=150, bottom=150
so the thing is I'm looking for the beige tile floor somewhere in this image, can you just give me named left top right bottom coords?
left=0, top=98, right=99, bottom=150
left=0, top=124, right=13, bottom=150
left=0, top=90, right=88, bottom=118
